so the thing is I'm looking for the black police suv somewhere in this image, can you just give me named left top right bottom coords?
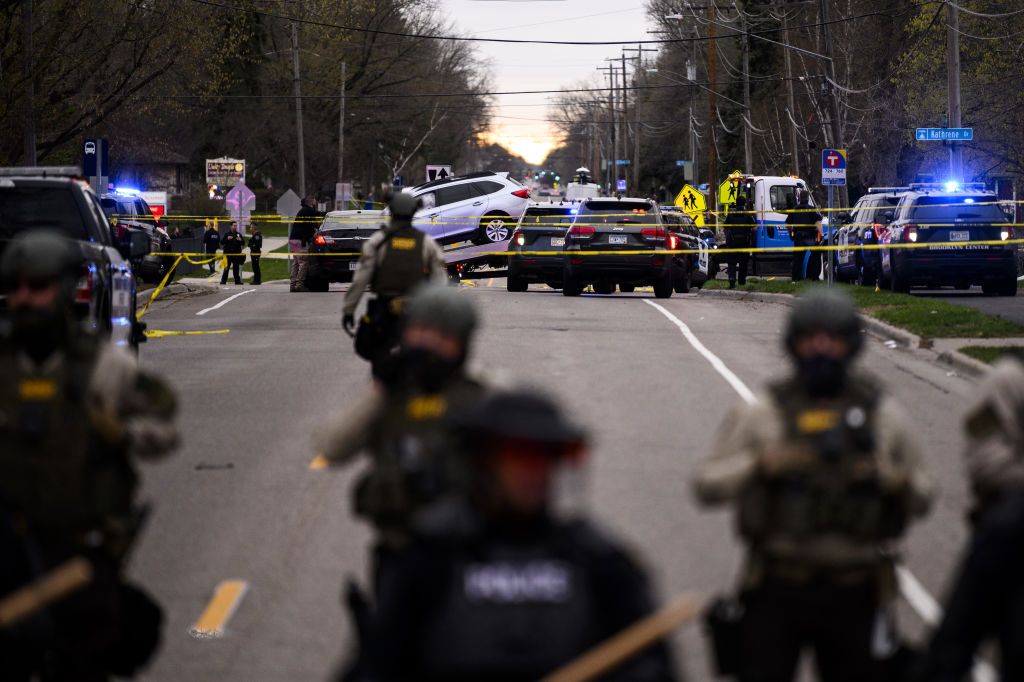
left=0, top=167, right=149, bottom=348
left=834, top=188, right=907, bottom=287
left=100, top=190, right=174, bottom=283
left=507, top=202, right=576, bottom=292
left=661, top=208, right=713, bottom=293
left=880, top=183, right=1017, bottom=295
left=562, top=198, right=676, bottom=298
left=305, top=210, right=383, bottom=292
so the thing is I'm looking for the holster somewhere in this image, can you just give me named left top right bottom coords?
left=704, top=595, right=746, bottom=676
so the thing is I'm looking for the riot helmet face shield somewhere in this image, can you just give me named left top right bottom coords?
left=394, top=321, right=466, bottom=392
left=480, top=437, right=587, bottom=521
left=785, top=289, right=863, bottom=398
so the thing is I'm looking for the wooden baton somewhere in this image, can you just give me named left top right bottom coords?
left=0, top=557, right=94, bottom=627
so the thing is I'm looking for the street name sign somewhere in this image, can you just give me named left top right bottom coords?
left=916, top=128, right=973, bottom=142
left=615, top=159, right=631, bottom=166
left=821, top=148, right=847, bottom=186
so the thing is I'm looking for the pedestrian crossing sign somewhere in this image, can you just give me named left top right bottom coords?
left=674, top=184, right=707, bottom=227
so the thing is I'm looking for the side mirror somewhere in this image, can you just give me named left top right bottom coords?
left=881, top=211, right=895, bottom=223
left=699, top=229, right=715, bottom=241
left=837, top=212, right=852, bottom=224
left=129, top=230, right=151, bottom=259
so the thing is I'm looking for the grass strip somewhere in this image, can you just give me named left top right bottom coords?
left=703, top=279, right=1024, bottom=339
left=958, top=346, right=1024, bottom=364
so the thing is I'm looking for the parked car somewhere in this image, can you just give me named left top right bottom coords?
left=0, top=167, right=149, bottom=348
left=562, top=197, right=676, bottom=298
left=305, top=210, right=385, bottom=292
left=507, top=202, right=576, bottom=292
left=100, top=189, right=174, bottom=283
left=833, top=187, right=908, bottom=287
left=880, top=182, right=1017, bottom=295
left=661, top=208, right=713, bottom=292
left=405, top=171, right=530, bottom=246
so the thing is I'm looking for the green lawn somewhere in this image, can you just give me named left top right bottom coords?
left=246, top=256, right=289, bottom=282
left=959, top=346, right=1024, bottom=364
left=704, top=279, right=1024, bottom=339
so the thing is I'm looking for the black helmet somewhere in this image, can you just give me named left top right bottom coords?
left=0, top=231, right=79, bottom=290
left=388, top=191, right=421, bottom=220
left=453, top=389, right=586, bottom=450
left=784, top=288, right=863, bottom=357
left=404, top=283, right=478, bottom=342
left=735, top=195, right=748, bottom=210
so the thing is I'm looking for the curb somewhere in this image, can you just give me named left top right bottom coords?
left=697, top=287, right=990, bottom=378
left=135, top=282, right=214, bottom=306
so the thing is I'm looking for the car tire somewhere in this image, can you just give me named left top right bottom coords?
left=562, top=271, right=583, bottom=297
left=474, top=213, right=511, bottom=245
left=545, top=281, right=562, bottom=290
left=306, top=275, right=330, bottom=292
left=674, top=264, right=691, bottom=294
left=890, top=268, right=910, bottom=294
left=594, top=281, right=614, bottom=295
left=506, top=274, right=528, bottom=292
left=619, top=283, right=636, bottom=293
left=1001, top=278, right=1019, bottom=297
left=653, top=271, right=673, bottom=299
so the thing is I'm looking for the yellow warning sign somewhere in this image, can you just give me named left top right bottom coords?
left=718, top=170, right=745, bottom=217
left=674, top=184, right=707, bottom=227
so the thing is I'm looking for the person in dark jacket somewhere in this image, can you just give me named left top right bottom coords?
left=220, top=222, right=245, bottom=285
left=723, top=195, right=756, bottom=288
left=290, top=195, right=322, bottom=292
left=248, top=226, right=263, bottom=285
left=203, top=223, right=220, bottom=274
left=355, top=390, right=677, bottom=682
left=785, top=189, right=823, bottom=282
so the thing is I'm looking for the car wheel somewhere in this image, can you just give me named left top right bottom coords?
left=890, top=268, right=910, bottom=294
left=593, top=281, right=614, bottom=295
left=1001, top=278, right=1019, bottom=297
left=506, top=274, right=528, bottom=292
left=474, top=213, right=511, bottom=245
left=653, top=271, right=673, bottom=299
left=619, top=283, right=636, bottom=293
left=674, top=263, right=691, bottom=294
left=306, top=275, right=330, bottom=292
left=562, top=271, right=583, bottom=297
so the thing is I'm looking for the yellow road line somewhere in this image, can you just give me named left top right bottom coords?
left=146, top=329, right=231, bottom=339
left=190, top=580, right=248, bottom=639
left=309, top=454, right=330, bottom=470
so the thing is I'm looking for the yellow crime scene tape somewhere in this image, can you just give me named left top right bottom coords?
left=146, top=329, right=231, bottom=339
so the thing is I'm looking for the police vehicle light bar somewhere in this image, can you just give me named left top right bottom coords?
left=0, top=166, right=83, bottom=178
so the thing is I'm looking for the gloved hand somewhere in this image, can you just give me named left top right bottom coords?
left=342, top=313, right=356, bottom=336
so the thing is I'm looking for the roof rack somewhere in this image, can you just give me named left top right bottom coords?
left=867, top=186, right=910, bottom=194
left=414, top=170, right=498, bottom=191
left=0, top=166, right=83, bottom=178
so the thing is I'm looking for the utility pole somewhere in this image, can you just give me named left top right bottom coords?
left=707, top=1, right=718, bottom=219
left=690, top=27, right=700, bottom=187
left=22, top=0, right=36, bottom=165
left=781, top=3, right=800, bottom=176
left=947, top=1, right=963, bottom=182
left=598, top=64, right=617, bottom=191
left=337, top=61, right=346, bottom=193
left=290, top=13, right=306, bottom=197
left=817, top=0, right=846, bottom=206
left=739, top=6, right=753, bottom=173
left=624, top=44, right=656, bottom=192
left=621, top=53, right=629, bottom=192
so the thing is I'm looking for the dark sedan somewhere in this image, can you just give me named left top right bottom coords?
left=507, top=202, right=576, bottom=292
left=305, top=211, right=383, bottom=292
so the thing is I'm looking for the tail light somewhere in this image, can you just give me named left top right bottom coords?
left=568, top=225, right=595, bottom=239
left=75, top=266, right=92, bottom=305
left=511, top=188, right=530, bottom=199
left=513, top=230, right=525, bottom=247
left=667, top=234, right=679, bottom=250
left=641, top=227, right=667, bottom=243
left=313, top=234, right=330, bottom=245
left=903, top=224, right=919, bottom=243
left=113, top=224, right=131, bottom=241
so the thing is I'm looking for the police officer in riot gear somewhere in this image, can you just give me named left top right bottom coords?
left=786, top=189, right=823, bottom=282
left=341, top=190, right=446, bottom=378
left=320, top=283, right=486, bottom=580
left=695, top=288, right=931, bottom=682
left=723, top=195, right=756, bottom=288
left=0, top=232, right=179, bottom=680
left=355, top=389, right=676, bottom=682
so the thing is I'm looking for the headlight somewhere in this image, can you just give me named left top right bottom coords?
left=1000, top=230, right=1010, bottom=241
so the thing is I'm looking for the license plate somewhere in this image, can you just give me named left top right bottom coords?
left=550, top=237, right=565, bottom=247
left=608, top=235, right=628, bottom=245
left=348, top=261, right=358, bottom=270
left=950, top=230, right=970, bottom=242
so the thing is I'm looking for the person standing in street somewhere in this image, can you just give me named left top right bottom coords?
left=341, top=191, right=445, bottom=379
left=352, top=389, right=677, bottom=682
left=318, top=284, right=486, bottom=585
left=694, top=289, right=932, bottom=682
left=916, top=357, right=1024, bottom=681
left=723, top=195, right=756, bottom=289
left=0, top=232, right=179, bottom=681
left=248, top=225, right=263, bottom=285
left=219, top=222, right=244, bottom=285
left=203, top=222, right=220, bottom=274
left=289, top=194, right=321, bottom=292
left=786, top=189, right=823, bottom=282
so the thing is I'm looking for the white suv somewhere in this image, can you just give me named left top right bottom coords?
left=408, top=171, right=530, bottom=245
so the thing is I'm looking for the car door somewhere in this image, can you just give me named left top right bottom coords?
left=428, top=183, right=479, bottom=243
left=758, top=182, right=801, bottom=251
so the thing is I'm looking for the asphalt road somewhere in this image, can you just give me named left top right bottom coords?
left=132, top=280, right=983, bottom=681
left=924, top=285, right=1024, bottom=326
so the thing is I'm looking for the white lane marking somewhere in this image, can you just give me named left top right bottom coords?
left=644, top=300, right=757, bottom=405
left=646, top=298, right=996, bottom=681
left=196, top=289, right=254, bottom=316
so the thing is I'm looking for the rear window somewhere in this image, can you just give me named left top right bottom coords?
left=0, top=186, right=90, bottom=240
left=471, top=181, right=505, bottom=196
left=579, top=201, right=657, bottom=225
left=905, top=196, right=1005, bottom=222
left=520, top=209, right=574, bottom=227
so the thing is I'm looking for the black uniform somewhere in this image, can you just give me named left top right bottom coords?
left=203, top=228, right=220, bottom=273
left=248, top=232, right=263, bottom=285
left=361, top=500, right=676, bottom=682
left=723, top=208, right=756, bottom=286
left=220, top=231, right=245, bottom=285
left=786, top=202, right=822, bottom=282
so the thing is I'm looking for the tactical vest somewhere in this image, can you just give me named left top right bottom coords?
left=0, top=336, right=137, bottom=540
left=416, top=534, right=598, bottom=679
left=739, top=377, right=909, bottom=544
left=372, top=224, right=427, bottom=298
left=353, top=377, right=483, bottom=530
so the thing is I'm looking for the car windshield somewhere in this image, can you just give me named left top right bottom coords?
left=906, top=196, right=1005, bottom=222
left=0, top=186, right=90, bottom=240
left=579, top=202, right=656, bottom=225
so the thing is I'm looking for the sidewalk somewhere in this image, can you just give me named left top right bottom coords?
left=178, top=236, right=291, bottom=285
